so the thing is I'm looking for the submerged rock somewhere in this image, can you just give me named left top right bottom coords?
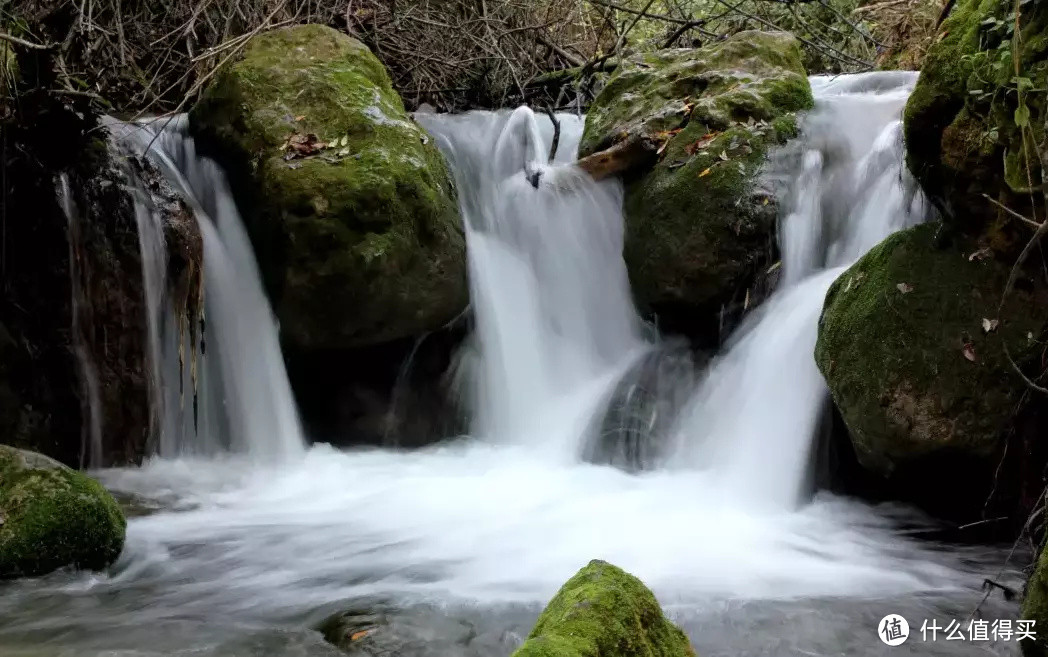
left=512, top=560, right=695, bottom=657
left=580, top=31, right=812, bottom=345
left=0, top=445, right=126, bottom=578
left=191, top=24, right=466, bottom=351
left=904, top=0, right=1048, bottom=248
left=815, top=223, right=1048, bottom=512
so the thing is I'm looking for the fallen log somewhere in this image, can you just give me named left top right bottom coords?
left=576, top=134, right=661, bottom=181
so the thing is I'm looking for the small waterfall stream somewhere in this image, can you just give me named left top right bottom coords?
left=0, top=74, right=1021, bottom=657
left=107, top=116, right=305, bottom=460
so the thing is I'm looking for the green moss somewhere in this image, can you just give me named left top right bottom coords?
left=581, top=31, right=811, bottom=155
left=1023, top=546, right=1048, bottom=656
left=0, top=445, right=126, bottom=578
left=580, top=31, right=810, bottom=338
left=191, top=24, right=466, bottom=350
left=815, top=223, right=1048, bottom=474
left=512, top=560, right=695, bottom=657
left=904, top=0, right=1048, bottom=244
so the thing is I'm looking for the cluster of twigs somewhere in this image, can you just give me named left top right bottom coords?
left=0, top=0, right=942, bottom=116
left=2, top=0, right=347, bottom=112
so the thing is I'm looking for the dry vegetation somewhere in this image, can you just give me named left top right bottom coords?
left=0, top=0, right=943, bottom=115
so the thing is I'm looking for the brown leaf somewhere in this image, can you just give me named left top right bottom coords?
left=350, top=630, right=370, bottom=641
left=283, top=132, right=327, bottom=159
left=896, top=282, right=913, bottom=294
left=963, top=343, right=977, bottom=362
left=982, top=318, right=999, bottom=333
left=294, top=115, right=306, bottom=121
left=685, top=132, right=720, bottom=155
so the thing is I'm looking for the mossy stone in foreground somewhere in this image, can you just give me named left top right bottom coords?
left=580, top=31, right=812, bottom=342
left=1022, top=545, right=1048, bottom=656
left=512, top=560, right=695, bottom=657
left=815, top=223, right=1048, bottom=477
left=191, top=24, right=466, bottom=350
left=0, top=445, right=126, bottom=578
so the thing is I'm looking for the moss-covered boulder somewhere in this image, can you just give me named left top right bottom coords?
left=580, top=31, right=812, bottom=344
left=191, top=24, right=466, bottom=350
left=0, top=445, right=126, bottom=578
left=512, top=560, right=695, bottom=657
left=815, top=223, right=1048, bottom=484
left=904, top=0, right=1048, bottom=248
left=1022, top=545, right=1048, bottom=656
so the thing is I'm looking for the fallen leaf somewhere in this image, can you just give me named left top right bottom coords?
left=719, top=150, right=729, bottom=161
left=982, top=318, right=999, bottom=333
left=294, top=115, right=306, bottom=121
left=350, top=630, right=370, bottom=641
left=968, top=247, right=992, bottom=262
left=283, top=132, right=327, bottom=159
left=762, top=197, right=770, bottom=206
left=339, top=136, right=349, bottom=147
left=337, top=147, right=350, bottom=157
left=963, top=343, right=977, bottom=362
left=685, top=132, right=720, bottom=155
left=420, top=134, right=429, bottom=145
left=698, top=167, right=712, bottom=178
left=896, top=282, right=913, bottom=294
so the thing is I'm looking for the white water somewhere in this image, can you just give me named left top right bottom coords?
left=1, top=73, right=1015, bottom=657
left=669, top=71, right=928, bottom=511
left=107, top=117, right=304, bottom=460
left=57, top=174, right=105, bottom=467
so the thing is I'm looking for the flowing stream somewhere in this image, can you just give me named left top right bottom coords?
left=0, top=73, right=1024, bottom=656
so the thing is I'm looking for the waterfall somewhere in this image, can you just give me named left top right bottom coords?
left=6, top=76, right=1007, bottom=648
left=670, top=71, right=926, bottom=510
left=57, top=174, right=104, bottom=467
left=107, top=116, right=305, bottom=460
left=418, top=109, right=661, bottom=459
left=421, top=71, right=926, bottom=499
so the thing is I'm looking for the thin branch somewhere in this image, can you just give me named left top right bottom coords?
left=0, top=31, right=51, bottom=50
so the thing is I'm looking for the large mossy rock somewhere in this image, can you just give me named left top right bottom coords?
left=580, top=31, right=812, bottom=344
left=0, top=445, right=126, bottom=578
left=904, top=0, right=1048, bottom=247
left=1023, top=545, right=1048, bottom=656
left=815, top=223, right=1048, bottom=497
left=191, top=24, right=466, bottom=350
left=512, top=560, right=695, bottom=657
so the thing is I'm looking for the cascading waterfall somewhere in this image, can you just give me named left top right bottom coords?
left=4, top=73, right=1016, bottom=657
left=669, top=70, right=928, bottom=510
left=418, top=108, right=677, bottom=460
left=107, top=116, right=305, bottom=460
left=421, top=71, right=926, bottom=495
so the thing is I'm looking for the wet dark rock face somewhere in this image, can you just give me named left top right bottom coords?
left=1, top=59, right=198, bottom=466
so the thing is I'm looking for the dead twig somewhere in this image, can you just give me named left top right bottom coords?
left=0, top=31, right=51, bottom=50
